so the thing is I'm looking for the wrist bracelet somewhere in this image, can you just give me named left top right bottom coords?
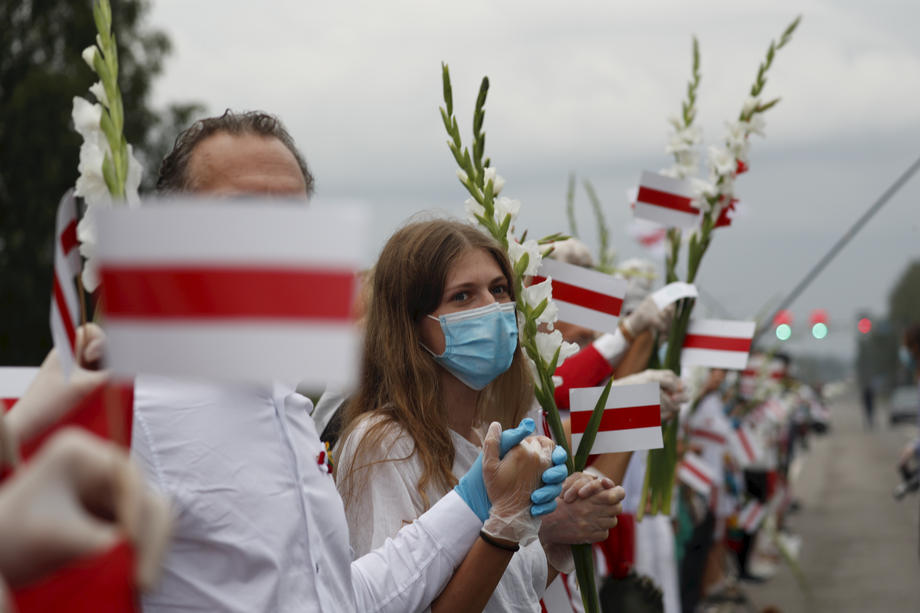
left=479, top=530, right=520, bottom=552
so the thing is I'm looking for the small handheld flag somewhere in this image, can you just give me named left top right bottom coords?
left=633, top=171, right=699, bottom=229
left=680, top=319, right=756, bottom=370
left=570, top=382, right=663, bottom=455
left=532, top=259, right=627, bottom=334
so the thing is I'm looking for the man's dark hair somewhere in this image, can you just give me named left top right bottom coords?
left=156, top=109, right=314, bottom=195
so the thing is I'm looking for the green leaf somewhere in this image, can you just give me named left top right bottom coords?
left=565, top=172, right=578, bottom=238
left=441, top=62, right=453, bottom=116
left=573, top=378, right=614, bottom=472
left=530, top=297, right=548, bottom=322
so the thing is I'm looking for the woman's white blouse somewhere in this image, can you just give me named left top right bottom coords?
left=336, top=414, right=548, bottom=613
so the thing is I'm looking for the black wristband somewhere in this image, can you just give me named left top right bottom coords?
left=479, top=530, right=520, bottom=552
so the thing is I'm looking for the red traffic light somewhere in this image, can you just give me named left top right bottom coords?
left=809, top=309, right=828, bottom=326
left=857, top=317, right=872, bottom=334
left=773, top=310, right=793, bottom=327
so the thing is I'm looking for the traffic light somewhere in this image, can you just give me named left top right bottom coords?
left=774, top=310, right=793, bottom=341
left=810, top=309, right=828, bottom=339
left=857, top=317, right=872, bottom=334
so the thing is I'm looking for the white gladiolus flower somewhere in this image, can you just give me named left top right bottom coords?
left=494, top=196, right=520, bottom=223
left=72, top=97, right=102, bottom=139
left=508, top=238, right=541, bottom=276
left=536, top=329, right=564, bottom=365
left=75, top=134, right=113, bottom=208
left=558, top=340, right=579, bottom=363
left=522, top=276, right=552, bottom=309
left=708, top=145, right=735, bottom=177
left=82, top=45, right=99, bottom=70
left=88, top=81, right=109, bottom=107
left=464, top=198, right=485, bottom=224
left=724, top=122, right=750, bottom=159
left=484, top=167, right=505, bottom=195
left=76, top=204, right=108, bottom=291
left=456, top=168, right=468, bottom=183
left=741, top=96, right=760, bottom=117
left=744, top=114, right=766, bottom=137
left=665, top=125, right=701, bottom=155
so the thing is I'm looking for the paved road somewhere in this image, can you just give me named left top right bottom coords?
left=744, top=391, right=920, bottom=613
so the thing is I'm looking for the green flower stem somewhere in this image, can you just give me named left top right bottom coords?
left=439, top=62, right=601, bottom=612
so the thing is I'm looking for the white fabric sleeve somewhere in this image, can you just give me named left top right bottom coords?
left=350, top=490, right=481, bottom=613
left=591, top=330, right=629, bottom=367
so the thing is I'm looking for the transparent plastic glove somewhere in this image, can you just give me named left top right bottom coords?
left=6, top=324, right=110, bottom=445
left=0, top=428, right=171, bottom=591
left=481, top=423, right=555, bottom=545
left=613, top=368, right=687, bottom=421
left=454, top=418, right=537, bottom=521
left=622, top=295, right=674, bottom=338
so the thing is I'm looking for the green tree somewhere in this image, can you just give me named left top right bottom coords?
left=0, top=0, right=203, bottom=364
left=888, top=259, right=920, bottom=329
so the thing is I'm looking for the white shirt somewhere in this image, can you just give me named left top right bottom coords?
left=687, top=391, right=733, bottom=517
left=132, top=376, right=480, bottom=612
left=336, top=414, right=548, bottom=613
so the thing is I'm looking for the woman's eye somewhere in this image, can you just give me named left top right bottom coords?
left=450, top=291, right=469, bottom=302
left=491, top=285, right=509, bottom=296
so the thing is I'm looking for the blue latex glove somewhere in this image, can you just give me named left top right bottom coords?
left=530, top=445, right=568, bottom=516
left=455, top=418, right=537, bottom=521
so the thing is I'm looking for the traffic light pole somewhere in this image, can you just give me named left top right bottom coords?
left=754, top=153, right=920, bottom=344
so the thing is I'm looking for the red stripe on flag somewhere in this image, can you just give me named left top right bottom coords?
left=60, top=219, right=79, bottom=255
left=683, top=334, right=752, bottom=352
left=100, top=267, right=355, bottom=321
left=636, top=186, right=697, bottom=215
left=680, top=460, right=713, bottom=487
left=690, top=428, right=726, bottom=445
left=53, top=272, right=77, bottom=351
left=2, top=398, right=17, bottom=411
left=737, top=429, right=756, bottom=462
left=531, top=276, right=623, bottom=317
left=570, top=404, right=660, bottom=435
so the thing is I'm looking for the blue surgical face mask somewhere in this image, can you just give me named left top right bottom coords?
left=423, top=302, right=519, bottom=390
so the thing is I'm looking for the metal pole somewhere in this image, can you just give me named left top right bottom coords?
left=754, top=154, right=920, bottom=343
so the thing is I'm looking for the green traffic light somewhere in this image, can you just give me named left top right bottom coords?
left=776, top=323, right=792, bottom=341
left=811, top=322, right=828, bottom=339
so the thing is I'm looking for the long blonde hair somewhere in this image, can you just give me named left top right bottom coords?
left=337, top=219, right=532, bottom=509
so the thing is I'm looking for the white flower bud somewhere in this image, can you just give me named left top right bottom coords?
left=456, top=168, right=468, bottom=183
left=89, top=81, right=109, bottom=107
left=82, top=45, right=99, bottom=70
left=484, top=167, right=505, bottom=195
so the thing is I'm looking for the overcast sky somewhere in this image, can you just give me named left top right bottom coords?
left=146, top=0, right=920, bottom=361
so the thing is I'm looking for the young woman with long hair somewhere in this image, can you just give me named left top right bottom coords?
left=336, top=218, right=624, bottom=612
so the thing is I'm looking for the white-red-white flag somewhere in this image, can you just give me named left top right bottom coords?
left=50, top=191, right=83, bottom=376
left=532, top=258, right=627, bottom=334
left=633, top=171, right=700, bottom=229
left=738, top=500, right=766, bottom=533
left=96, top=200, right=366, bottom=387
left=570, top=382, right=663, bottom=454
left=680, top=319, right=756, bottom=370
left=677, top=451, right=716, bottom=497
left=627, top=217, right=668, bottom=259
left=0, top=367, right=40, bottom=412
left=728, top=422, right=763, bottom=468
